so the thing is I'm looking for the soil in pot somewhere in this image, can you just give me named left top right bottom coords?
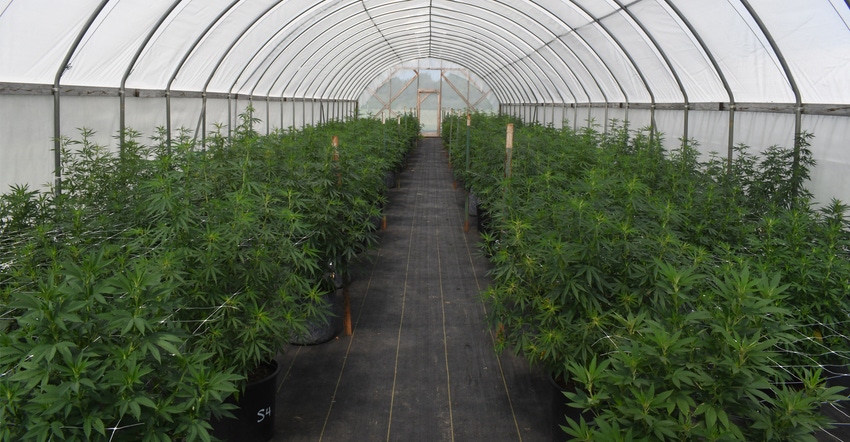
left=212, top=359, right=281, bottom=442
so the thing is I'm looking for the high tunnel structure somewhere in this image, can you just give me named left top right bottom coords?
left=5, top=2, right=850, bottom=441
left=1, top=0, right=850, bottom=203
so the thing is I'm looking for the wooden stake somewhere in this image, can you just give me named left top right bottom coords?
left=332, top=135, right=339, bottom=159
left=505, top=123, right=514, bottom=178
left=343, top=286, right=352, bottom=336
left=381, top=215, right=387, bottom=230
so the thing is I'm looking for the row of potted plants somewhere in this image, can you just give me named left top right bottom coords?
left=0, top=109, right=419, bottom=441
left=442, top=112, right=850, bottom=440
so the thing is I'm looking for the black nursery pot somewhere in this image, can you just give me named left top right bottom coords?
left=288, top=286, right=342, bottom=346
left=384, top=170, right=398, bottom=189
left=476, top=203, right=491, bottom=234
left=212, top=359, right=281, bottom=442
left=549, top=374, right=593, bottom=441
left=467, top=191, right=478, bottom=217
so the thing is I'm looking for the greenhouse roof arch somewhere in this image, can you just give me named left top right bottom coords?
left=2, top=0, right=848, bottom=107
left=246, top=1, right=569, bottom=104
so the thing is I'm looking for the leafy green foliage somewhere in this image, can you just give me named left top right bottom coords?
left=456, top=113, right=850, bottom=440
left=0, top=109, right=419, bottom=440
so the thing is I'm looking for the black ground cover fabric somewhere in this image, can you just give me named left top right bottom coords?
left=273, top=137, right=558, bottom=441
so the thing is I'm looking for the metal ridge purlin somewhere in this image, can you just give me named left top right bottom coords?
left=6, top=82, right=848, bottom=117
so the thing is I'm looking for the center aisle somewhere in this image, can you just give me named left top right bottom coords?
left=274, top=137, right=556, bottom=441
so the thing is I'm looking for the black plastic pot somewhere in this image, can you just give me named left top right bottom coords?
left=549, top=374, right=593, bottom=441
left=212, top=359, right=281, bottom=442
left=368, top=214, right=383, bottom=232
left=289, top=289, right=342, bottom=345
left=383, top=170, right=398, bottom=189
left=476, top=203, right=491, bottom=234
left=467, top=191, right=478, bottom=217
left=820, top=364, right=850, bottom=440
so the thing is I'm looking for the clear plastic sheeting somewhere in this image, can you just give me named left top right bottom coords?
left=0, top=0, right=848, bottom=202
left=359, top=59, right=499, bottom=115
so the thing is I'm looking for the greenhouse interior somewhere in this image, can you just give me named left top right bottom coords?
left=2, top=1, right=850, bottom=441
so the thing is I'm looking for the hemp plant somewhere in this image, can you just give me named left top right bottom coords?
left=1, top=129, right=239, bottom=441
left=467, top=113, right=850, bottom=440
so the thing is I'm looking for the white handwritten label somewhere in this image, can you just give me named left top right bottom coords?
left=257, top=406, right=272, bottom=423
